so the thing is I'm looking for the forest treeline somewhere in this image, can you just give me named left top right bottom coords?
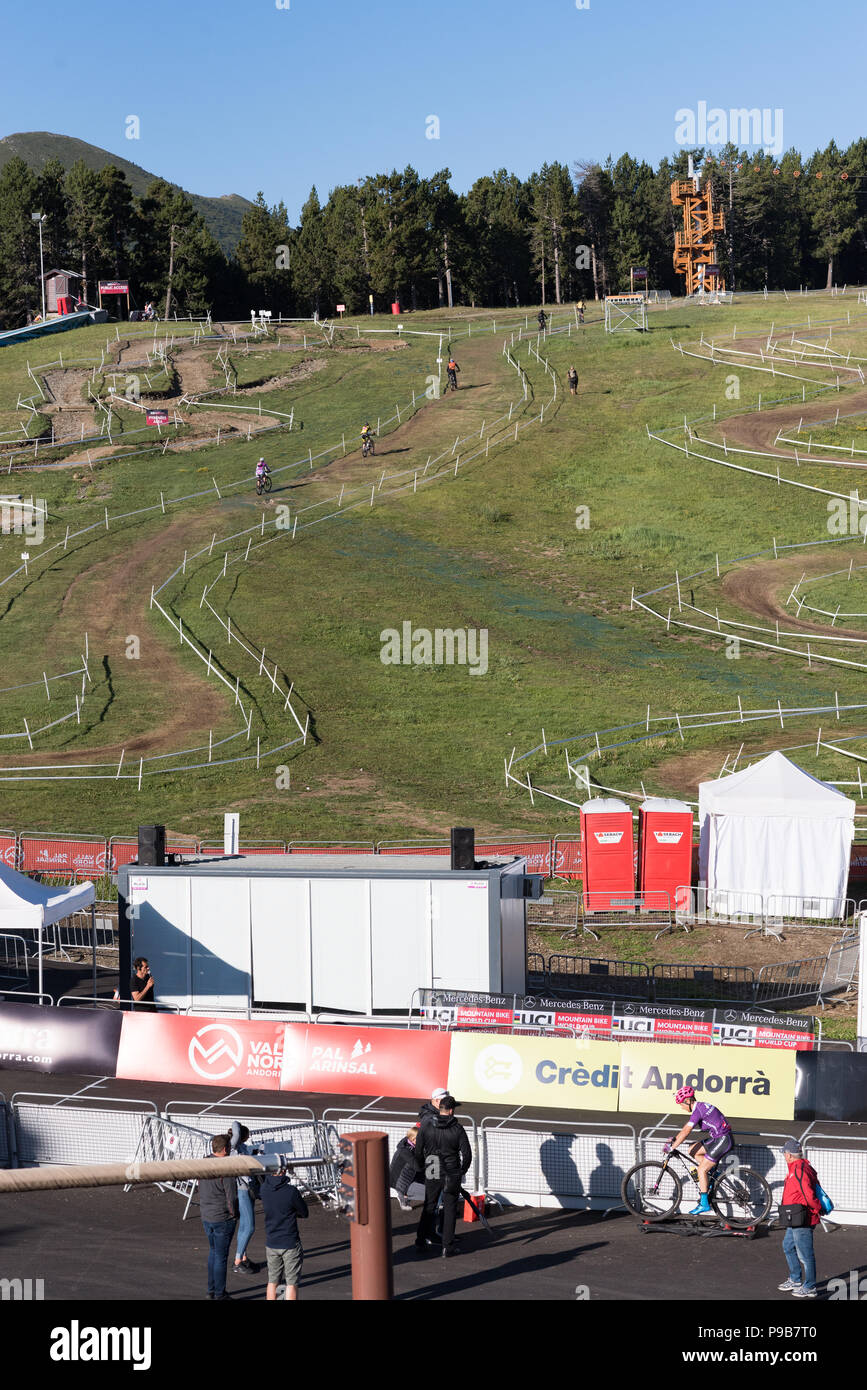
left=1, top=140, right=865, bottom=325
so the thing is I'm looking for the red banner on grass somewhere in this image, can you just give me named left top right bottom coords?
left=19, top=835, right=106, bottom=876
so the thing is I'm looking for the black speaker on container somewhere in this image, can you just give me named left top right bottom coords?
left=450, top=826, right=475, bottom=870
left=137, top=824, right=166, bottom=866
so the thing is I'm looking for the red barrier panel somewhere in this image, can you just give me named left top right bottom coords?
left=282, top=1023, right=452, bottom=1097
left=0, top=832, right=16, bottom=868
left=117, top=1013, right=286, bottom=1089
left=116, top=1013, right=452, bottom=1098
left=199, top=843, right=288, bottom=856
left=19, top=834, right=107, bottom=876
left=477, top=839, right=552, bottom=875
left=378, top=843, right=450, bottom=856
left=552, top=837, right=583, bottom=879
left=108, top=837, right=199, bottom=872
left=287, top=843, right=376, bottom=855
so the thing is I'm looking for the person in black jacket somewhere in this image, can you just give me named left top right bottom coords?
left=198, top=1133, right=239, bottom=1300
left=418, top=1087, right=447, bottom=1127
left=415, top=1095, right=472, bottom=1258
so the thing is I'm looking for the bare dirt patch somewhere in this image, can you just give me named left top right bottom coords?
left=721, top=550, right=867, bottom=640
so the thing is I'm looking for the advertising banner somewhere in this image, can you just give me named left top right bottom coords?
left=98, top=281, right=129, bottom=294
left=0, top=1002, right=121, bottom=1075
left=280, top=1024, right=451, bottom=1098
left=145, top=410, right=169, bottom=425
left=117, top=1013, right=287, bottom=1090
left=421, top=989, right=815, bottom=1050
left=19, top=835, right=106, bottom=876
left=447, top=1032, right=795, bottom=1118
left=618, top=1042, right=795, bottom=1120
left=447, top=1032, right=621, bottom=1110
left=0, top=833, right=16, bottom=867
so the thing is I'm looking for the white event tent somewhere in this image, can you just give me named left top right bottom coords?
left=0, top=861, right=96, bottom=997
left=698, top=751, right=855, bottom=915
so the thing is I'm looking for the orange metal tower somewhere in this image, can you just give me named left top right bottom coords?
left=671, top=171, right=726, bottom=295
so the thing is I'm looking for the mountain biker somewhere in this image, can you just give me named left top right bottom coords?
left=538, top=309, right=547, bottom=331
left=663, top=1085, right=733, bottom=1215
left=255, top=457, right=270, bottom=481
left=446, top=357, right=460, bottom=390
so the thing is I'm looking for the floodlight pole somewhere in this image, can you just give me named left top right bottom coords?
left=31, top=213, right=46, bottom=320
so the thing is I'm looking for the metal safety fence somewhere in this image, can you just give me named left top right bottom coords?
left=0, top=933, right=29, bottom=985
left=321, top=1106, right=481, bottom=1193
left=0, top=1093, right=10, bottom=1167
left=480, top=1118, right=636, bottom=1209
left=11, top=1093, right=158, bottom=1166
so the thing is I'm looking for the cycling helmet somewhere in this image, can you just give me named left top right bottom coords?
left=675, top=1085, right=695, bottom=1105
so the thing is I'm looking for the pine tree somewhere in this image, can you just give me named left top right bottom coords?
left=0, top=156, right=41, bottom=325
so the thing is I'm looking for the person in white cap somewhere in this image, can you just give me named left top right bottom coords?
left=418, top=1088, right=448, bottom=1126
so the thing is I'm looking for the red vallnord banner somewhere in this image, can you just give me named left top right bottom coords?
left=116, top=1014, right=452, bottom=1096
left=117, top=1014, right=286, bottom=1090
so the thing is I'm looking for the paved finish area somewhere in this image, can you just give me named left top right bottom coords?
left=1, top=1067, right=865, bottom=1308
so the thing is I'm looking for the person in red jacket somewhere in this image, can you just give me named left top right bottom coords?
left=778, top=1137, right=822, bottom=1298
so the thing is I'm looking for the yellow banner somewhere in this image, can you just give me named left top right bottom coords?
left=618, top=1043, right=795, bottom=1121
left=446, top=1034, right=795, bottom=1120
left=447, top=1033, right=621, bottom=1110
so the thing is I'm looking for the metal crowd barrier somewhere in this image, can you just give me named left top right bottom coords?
left=0, top=1092, right=10, bottom=1167
left=0, top=933, right=29, bottom=985
left=321, top=1106, right=480, bottom=1193
left=480, top=1117, right=636, bottom=1210
left=11, top=1093, right=158, bottom=1166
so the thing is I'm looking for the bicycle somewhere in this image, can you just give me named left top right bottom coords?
left=621, top=1145, right=772, bottom=1228
left=361, top=435, right=376, bottom=458
left=256, top=472, right=272, bottom=495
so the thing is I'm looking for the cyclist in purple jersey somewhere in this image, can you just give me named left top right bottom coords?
left=663, top=1085, right=733, bottom=1215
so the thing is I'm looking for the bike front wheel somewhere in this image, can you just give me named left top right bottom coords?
left=710, top=1166, right=772, bottom=1228
left=621, top=1161, right=682, bottom=1220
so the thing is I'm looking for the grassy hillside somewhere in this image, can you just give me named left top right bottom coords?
left=1, top=298, right=867, bottom=846
left=0, top=132, right=253, bottom=253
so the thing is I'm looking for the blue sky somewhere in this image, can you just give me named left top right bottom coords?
left=2, top=0, right=864, bottom=218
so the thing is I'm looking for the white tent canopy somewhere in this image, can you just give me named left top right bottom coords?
left=698, top=751, right=855, bottom=912
left=0, top=861, right=95, bottom=996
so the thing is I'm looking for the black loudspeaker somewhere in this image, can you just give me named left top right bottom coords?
left=450, top=826, right=475, bottom=870
left=137, top=824, right=166, bottom=866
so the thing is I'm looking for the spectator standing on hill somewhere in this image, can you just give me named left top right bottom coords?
left=260, top=1171, right=309, bottom=1301
left=778, top=1138, right=822, bottom=1298
left=415, top=1094, right=472, bottom=1259
left=567, top=366, right=578, bottom=396
left=198, top=1133, right=239, bottom=1300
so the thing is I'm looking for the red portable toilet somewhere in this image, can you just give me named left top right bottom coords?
left=637, top=797, right=694, bottom=912
left=391, top=301, right=401, bottom=315
left=579, top=798, right=635, bottom=912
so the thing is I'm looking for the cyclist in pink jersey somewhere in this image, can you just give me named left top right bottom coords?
left=663, top=1085, right=733, bottom=1215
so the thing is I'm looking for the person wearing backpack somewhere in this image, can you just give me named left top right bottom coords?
left=778, top=1137, right=822, bottom=1298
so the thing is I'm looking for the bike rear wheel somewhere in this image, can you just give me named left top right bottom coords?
left=621, top=1162, right=682, bottom=1220
left=710, top=1166, right=772, bottom=1228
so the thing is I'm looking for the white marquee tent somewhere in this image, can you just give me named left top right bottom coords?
left=0, top=861, right=95, bottom=996
left=698, top=751, right=855, bottom=915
